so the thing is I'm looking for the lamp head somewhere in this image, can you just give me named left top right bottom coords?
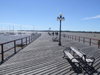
left=59, top=13, right=62, bottom=16
left=62, top=17, right=65, bottom=21
left=57, top=17, right=60, bottom=21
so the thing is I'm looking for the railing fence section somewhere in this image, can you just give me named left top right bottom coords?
left=0, top=33, right=41, bottom=63
left=63, top=34, right=100, bottom=49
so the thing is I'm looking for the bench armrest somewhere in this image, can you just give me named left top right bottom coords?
left=90, top=56, right=95, bottom=62
left=81, top=54, right=86, bottom=61
left=71, top=58, right=79, bottom=63
left=71, top=58, right=75, bottom=61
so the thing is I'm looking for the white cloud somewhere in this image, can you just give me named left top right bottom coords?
left=81, top=15, right=100, bottom=20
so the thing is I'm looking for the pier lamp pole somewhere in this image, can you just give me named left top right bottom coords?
left=57, top=13, right=65, bottom=46
left=49, top=27, right=51, bottom=33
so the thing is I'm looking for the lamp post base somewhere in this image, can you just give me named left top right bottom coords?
left=58, top=43, right=61, bottom=46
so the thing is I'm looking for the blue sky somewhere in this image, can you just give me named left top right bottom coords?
left=0, top=0, right=100, bottom=31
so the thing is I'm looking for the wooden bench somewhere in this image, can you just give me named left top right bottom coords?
left=63, top=47, right=95, bottom=74
left=70, top=47, right=95, bottom=66
left=63, top=50, right=79, bottom=63
left=63, top=49, right=81, bottom=69
left=52, top=37, right=58, bottom=42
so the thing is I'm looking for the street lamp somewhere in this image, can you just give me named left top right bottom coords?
left=49, top=27, right=51, bottom=32
left=57, top=13, right=65, bottom=46
left=48, top=27, right=51, bottom=33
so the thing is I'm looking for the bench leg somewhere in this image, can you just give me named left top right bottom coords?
left=63, top=53, right=66, bottom=58
left=78, top=63, right=82, bottom=71
left=90, top=62, right=94, bottom=67
left=70, top=67, right=74, bottom=71
left=63, top=51, right=66, bottom=58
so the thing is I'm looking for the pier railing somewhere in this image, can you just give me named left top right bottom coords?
left=64, top=34, right=100, bottom=49
left=0, top=33, right=41, bottom=63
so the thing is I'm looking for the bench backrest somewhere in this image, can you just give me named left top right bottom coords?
left=70, top=47, right=86, bottom=59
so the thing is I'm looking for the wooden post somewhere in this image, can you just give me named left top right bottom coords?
left=29, top=36, right=30, bottom=43
left=89, top=39, right=91, bottom=46
left=98, top=40, right=100, bottom=49
left=32, top=35, right=34, bottom=41
left=1, top=44, right=4, bottom=62
left=14, top=40, right=16, bottom=53
left=75, top=36, right=76, bottom=41
left=31, top=35, right=32, bottom=42
left=34, top=35, right=36, bottom=40
left=31, top=35, right=32, bottom=41
left=79, top=37, right=80, bottom=42
left=26, top=37, right=27, bottom=45
left=21, top=39, right=23, bottom=49
left=83, top=38, right=85, bottom=44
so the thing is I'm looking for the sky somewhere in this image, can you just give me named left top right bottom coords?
left=0, top=0, right=100, bottom=31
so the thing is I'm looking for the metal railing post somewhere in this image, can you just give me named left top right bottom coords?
left=75, top=36, right=76, bottom=41
left=79, top=37, right=80, bottom=42
left=32, top=35, right=33, bottom=41
left=29, top=36, right=30, bottom=43
left=83, top=38, right=85, bottom=44
left=33, top=35, right=34, bottom=41
left=26, top=37, right=27, bottom=45
left=14, top=40, right=16, bottom=53
left=1, top=44, right=4, bottom=62
left=68, top=35, right=69, bottom=38
left=21, top=39, right=23, bottom=49
left=31, top=35, right=32, bottom=42
left=98, top=40, right=100, bottom=49
left=89, top=39, right=91, bottom=46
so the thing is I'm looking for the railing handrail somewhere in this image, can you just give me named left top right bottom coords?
left=0, top=35, right=31, bottom=45
left=66, top=35, right=100, bottom=40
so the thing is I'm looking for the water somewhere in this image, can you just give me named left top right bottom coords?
left=0, top=34, right=31, bottom=44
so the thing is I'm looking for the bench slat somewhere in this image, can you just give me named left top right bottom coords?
left=86, top=59, right=93, bottom=62
left=70, top=47, right=94, bottom=63
left=70, top=47, right=83, bottom=57
left=64, top=51, right=78, bottom=63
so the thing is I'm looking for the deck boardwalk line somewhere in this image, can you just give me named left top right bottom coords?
left=0, top=32, right=100, bottom=75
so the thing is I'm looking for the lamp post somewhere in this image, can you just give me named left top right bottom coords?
left=49, top=27, right=51, bottom=33
left=57, top=13, right=65, bottom=46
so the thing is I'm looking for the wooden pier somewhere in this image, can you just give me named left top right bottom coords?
left=0, top=32, right=100, bottom=75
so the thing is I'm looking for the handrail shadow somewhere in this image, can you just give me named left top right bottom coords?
left=77, top=58, right=98, bottom=75
left=66, top=57, right=99, bottom=75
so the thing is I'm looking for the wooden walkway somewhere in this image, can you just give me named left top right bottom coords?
left=0, top=32, right=100, bottom=75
